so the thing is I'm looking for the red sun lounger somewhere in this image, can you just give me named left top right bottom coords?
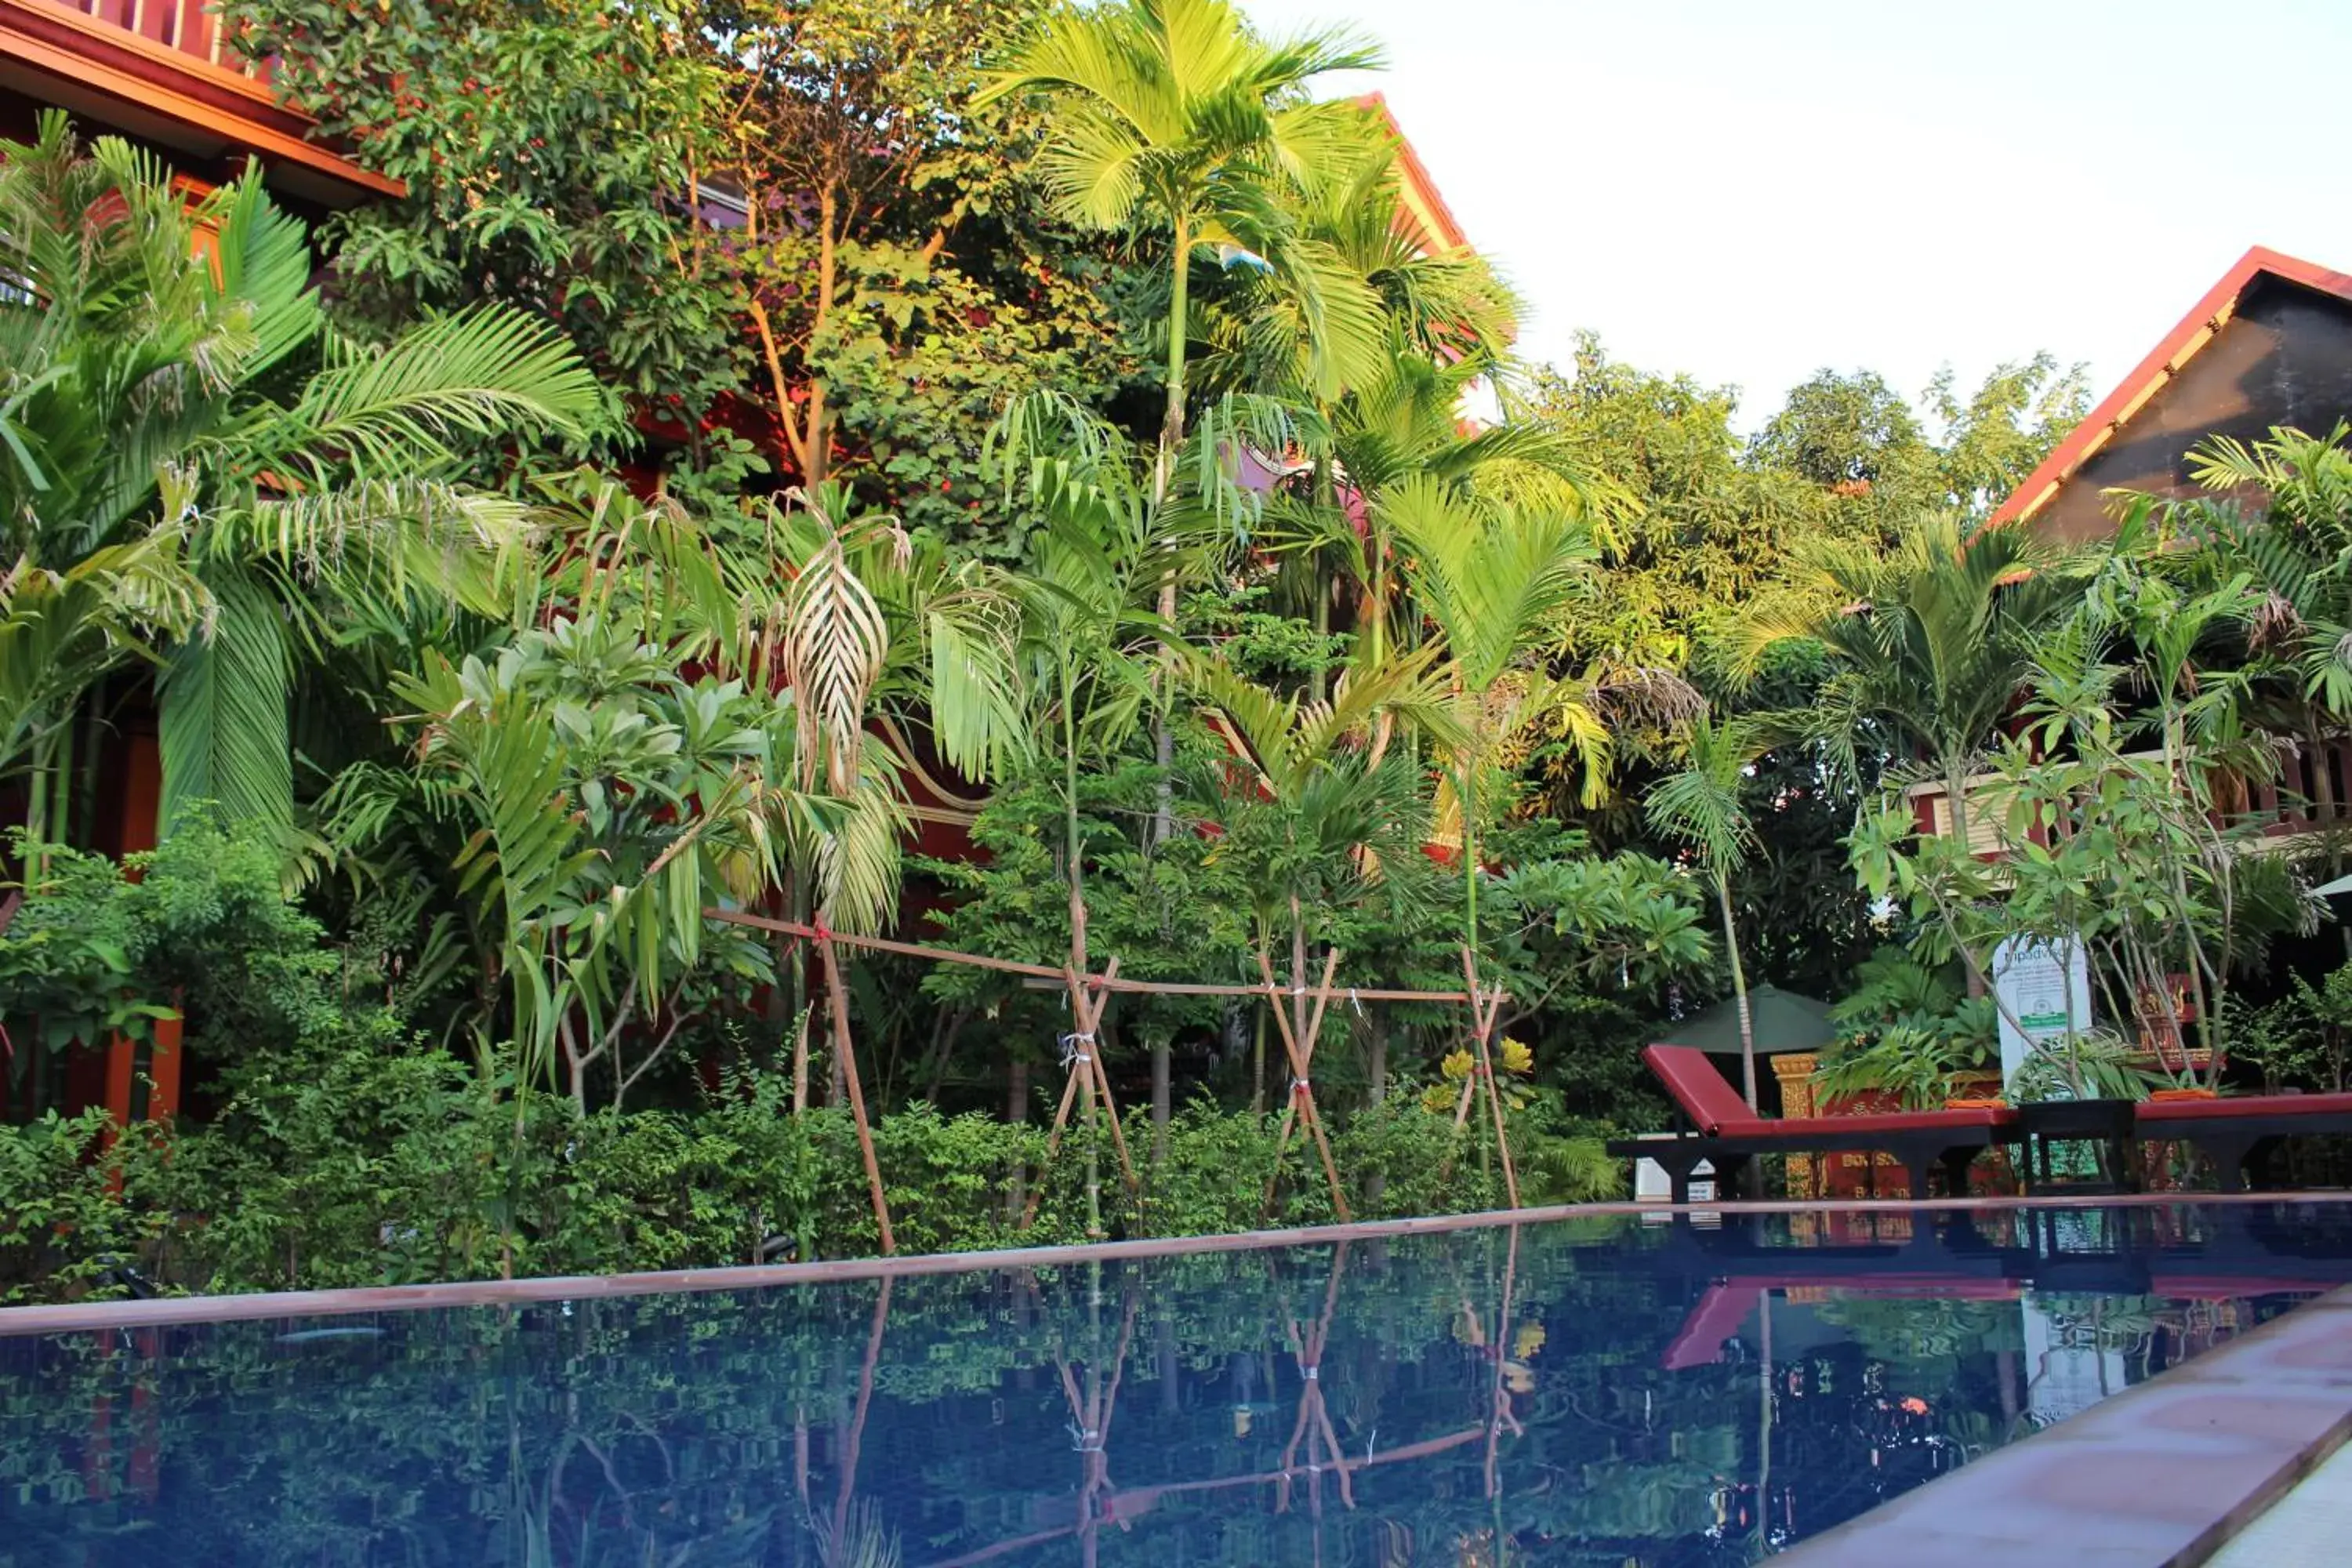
left=1608, top=1044, right=2022, bottom=1203
left=2136, top=1091, right=2352, bottom=1191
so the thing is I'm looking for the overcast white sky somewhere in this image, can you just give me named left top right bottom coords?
left=1244, top=0, right=2352, bottom=427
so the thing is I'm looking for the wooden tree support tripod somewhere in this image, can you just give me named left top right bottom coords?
left=1020, top=956, right=1138, bottom=1232
left=707, top=909, right=1481, bottom=1247
left=1275, top=1242, right=1356, bottom=1517
left=1258, top=948, right=1353, bottom=1224
left=1437, top=946, right=1520, bottom=1209
left=1047, top=1283, right=1139, bottom=1568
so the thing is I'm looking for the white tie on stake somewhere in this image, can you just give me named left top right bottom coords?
left=1022, top=954, right=1134, bottom=1231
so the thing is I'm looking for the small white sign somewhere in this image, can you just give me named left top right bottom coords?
left=1992, top=936, right=2092, bottom=1090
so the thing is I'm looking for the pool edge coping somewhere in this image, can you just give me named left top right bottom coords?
left=7, top=1188, right=2351, bottom=1337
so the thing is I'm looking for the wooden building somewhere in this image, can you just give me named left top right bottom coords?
left=1908, top=247, right=2352, bottom=860
left=0, top=0, right=397, bottom=206
left=1990, top=246, right=2352, bottom=543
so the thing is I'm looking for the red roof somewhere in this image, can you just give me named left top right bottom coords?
left=1988, top=246, right=2352, bottom=528
left=1354, top=92, right=1471, bottom=255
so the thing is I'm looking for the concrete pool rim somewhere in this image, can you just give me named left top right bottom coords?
left=4, top=1187, right=2347, bottom=1337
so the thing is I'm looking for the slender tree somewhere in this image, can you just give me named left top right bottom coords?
left=1645, top=712, right=1764, bottom=1105
left=984, top=0, right=1388, bottom=837
left=1382, top=477, right=1598, bottom=956
left=1730, top=513, right=2087, bottom=858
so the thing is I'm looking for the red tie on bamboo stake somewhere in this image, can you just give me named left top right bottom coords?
left=1022, top=954, right=1126, bottom=1231
left=1258, top=948, right=1352, bottom=1224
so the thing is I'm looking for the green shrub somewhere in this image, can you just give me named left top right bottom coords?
left=0, top=1044, right=1631, bottom=1305
left=0, top=1110, right=170, bottom=1303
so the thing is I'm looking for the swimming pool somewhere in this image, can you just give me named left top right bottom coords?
left=2, top=1201, right=2347, bottom=1566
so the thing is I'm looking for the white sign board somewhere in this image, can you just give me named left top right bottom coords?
left=1992, top=936, right=2092, bottom=1090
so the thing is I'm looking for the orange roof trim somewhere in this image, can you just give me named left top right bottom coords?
left=1354, top=91, right=1471, bottom=255
left=1987, top=245, right=2352, bottom=528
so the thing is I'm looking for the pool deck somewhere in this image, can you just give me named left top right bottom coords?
left=2208, top=1428, right=2352, bottom=1566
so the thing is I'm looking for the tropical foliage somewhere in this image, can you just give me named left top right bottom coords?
left=20, top=0, right=2352, bottom=1310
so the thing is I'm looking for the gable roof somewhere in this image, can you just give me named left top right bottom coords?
left=1356, top=92, right=1470, bottom=256
left=1988, top=245, right=2352, bottom=528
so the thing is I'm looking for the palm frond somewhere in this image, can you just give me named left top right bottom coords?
left=245, top=304, right=601, bottom=487
left=156, top=569, right=292, bottom=836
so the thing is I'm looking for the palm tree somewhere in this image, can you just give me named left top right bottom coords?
left=1381, top=477, right=1599, bottom=956
left=1189, top=641, right=1467, bottom=960
left=982, top=0, right=1386, bottom=508
left=0, top=539, right=204, bottom=842
left=984, top=0, right=1389, bottom=841
left=0, top=111, right=600, bottom=841
left=1222, top=132, right=1544, bottom=699
left=1730, top=513, right=2088, bottom=856
left=2135, top=425, right=2352, bottom=946
left=1645, top=712, right=1765, bottom=1105
left=2157, top=424, right=2352, bottom=738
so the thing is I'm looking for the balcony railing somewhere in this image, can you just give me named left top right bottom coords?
left=1909, top=735, right=2352, bottom=859
left=71, top=0, right=267, bottom=81
left=2242, top=735, right=2352, bottom=839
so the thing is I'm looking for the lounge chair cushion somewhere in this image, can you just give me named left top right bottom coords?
left=1642, top=1044, right=1766, bottom=1134
left=1641, top=1044, right=2016, bottom=1138
left=2138, top=1091, right=2352, bottom=1124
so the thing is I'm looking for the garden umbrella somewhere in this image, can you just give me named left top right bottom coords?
left=1661, top=985, right=1838, bottom=1057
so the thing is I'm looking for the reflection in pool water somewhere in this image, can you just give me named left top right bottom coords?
left=2, top=1203, right=2348, bottom=1566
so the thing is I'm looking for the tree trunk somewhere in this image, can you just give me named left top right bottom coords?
left=1250, top=1005, right=1268, bottom=1116
left=1149, top=216, right=1192, bottom=849
left=1005, top=1057, right=1029, bottom=1226
left=1461, top=762, right=1481, bottom=958
left=1363, top=1007, right=1390, bottom=1213
left=1718, top=869, right=1758, bottom=1109
left=789, top=869, right=813, bottom=1113
left=1150, top=1029, right=1171, bottom=1166
left=2307, top=717, right=2351, bottom=962
left=1944, top=757, right=1987, bottom=1000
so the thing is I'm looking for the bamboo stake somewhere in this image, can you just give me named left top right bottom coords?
left=1437, top=955, right=1519, bottom=1207
left=707, top=907, right=1472, bottom=1000
left=822, top=937, right=895, bottom=1254
left=1022, top=956, right=1123, bottom=1230
left=1257, top=949, right=1352, bottom=1223
left=1064, top=964, right=1137, bottom=1194
left=1022, top=1058, right=1085, bottom=1232
left=1465, top=949, right=1521, bottom=1211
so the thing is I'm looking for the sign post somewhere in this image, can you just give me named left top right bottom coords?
left=1991, top=936, right=2092, bottom=1093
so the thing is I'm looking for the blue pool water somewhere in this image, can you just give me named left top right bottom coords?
left=2, top=1202, right=2349, bottom=1566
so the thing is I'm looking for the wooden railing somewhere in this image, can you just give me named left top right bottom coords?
left=2240, top=735, right=2352, bottom=839
left=73, top=0, right=267, bottom=80
left=1910, top=735, right=2352, bottom=858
